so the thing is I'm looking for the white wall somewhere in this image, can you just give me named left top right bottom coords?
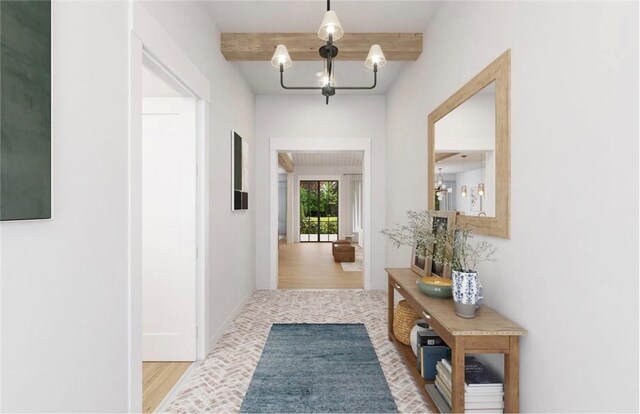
left=435, top=92, right=495, bottom=152
left=0, top=2, right=130, bottom=411
left=386, top=1, right=638, bottom=412
left=256, top=95, right=386, bottom=289
left=0, top=1, right=256, bottom=410
left=139, top=2, right=256, bottom=350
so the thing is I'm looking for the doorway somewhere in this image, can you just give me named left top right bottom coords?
left=299, top=180, right=339, bottom=242
left=275, top=150, right=366, bottom=290
left=270, top=141, right=372, bottom=290
left=139, top=56, right=198, bottom=412
left=130, top=8, right=211, bottom=411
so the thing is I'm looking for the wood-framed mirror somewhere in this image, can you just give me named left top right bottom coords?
left=427, top=50, right=511, bottom=238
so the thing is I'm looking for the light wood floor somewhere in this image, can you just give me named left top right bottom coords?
left=278, top=242, right=363, bottom=289
left=143, top=361, right=192, bottom=413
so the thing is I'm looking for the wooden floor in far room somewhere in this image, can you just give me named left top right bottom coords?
left=278, top=241, right=363, bottom=289
left=143, top=361, right=192, bottom=413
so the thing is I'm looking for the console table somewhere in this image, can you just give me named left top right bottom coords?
left=386, top=268, right=526, bottom=413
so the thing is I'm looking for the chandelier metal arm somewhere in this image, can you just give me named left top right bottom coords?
left=334, top=64, right=378, bottom=90
left=279, top=64, right=323, bottom=90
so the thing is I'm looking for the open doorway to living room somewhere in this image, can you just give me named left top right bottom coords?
left=277, top=151, right=364, bottom=289
left=299, top=180, right=339, bottom=242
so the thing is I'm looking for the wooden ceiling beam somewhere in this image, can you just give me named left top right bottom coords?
left=278, top=152, right=294, bottom=173
left=221, top=33, right=422, bottom=61
left=435, top=152, right=461, bottom=163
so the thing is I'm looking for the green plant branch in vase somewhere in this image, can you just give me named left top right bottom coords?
left=381, top=210, right=497, bottom=318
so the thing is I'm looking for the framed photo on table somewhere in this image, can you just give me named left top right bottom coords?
left=428, top=210, right=458, bottom=278
left=410, top=243, right=430, bottom=277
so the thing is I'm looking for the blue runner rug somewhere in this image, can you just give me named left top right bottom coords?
left=240, top=323, right=397, bottom=413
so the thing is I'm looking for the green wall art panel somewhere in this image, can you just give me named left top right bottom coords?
left=232, top=130, right=248, bottom=211
left=0, top=0, right=51, bottom=221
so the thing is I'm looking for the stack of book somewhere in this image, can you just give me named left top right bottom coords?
left=416, top=329, right=450, bottom=381
left=427, top=356, right=504, bottom=413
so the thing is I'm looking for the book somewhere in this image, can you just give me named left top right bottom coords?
left=434, top=379, right=503, bottom=410
left=440, top=357, right=503, bottom=389
left=463, top=410, right=504, bottom=414
left=425, top=384, right=451, bottom=414
left=420, top=345, right=451, bottom=380
left=435, top=357, right=504, bottom=412
left=417, top=330, right=445, bottom=347
left=464, top=411, right=503, bottom=414
left=465, top=401, right=505, bottom=410
left=435, top=371, right=451, bottom=392
left=436, top=362, right=452, bottom=389
left=416, top=330, right=445, bottom=372
left=465, top=386, right=504, bottom=395
left=435, top=376, right=452, bottom=406
left=462, top=392, right=505, bottom=402
left=464, top=356, right=502, bottom=387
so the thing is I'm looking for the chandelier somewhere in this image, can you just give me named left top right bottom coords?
left=435, top=168, right=452, bottom=201
left=270, top=0, right=387, bottom=104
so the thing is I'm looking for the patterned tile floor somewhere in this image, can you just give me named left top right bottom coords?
left=165, top=290, right=431, bottom=413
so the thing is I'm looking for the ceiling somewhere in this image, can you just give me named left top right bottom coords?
left=291, top=151, right=363, bottom=166
left=435, top=152, right=486, bottom=175
left=205, top=1, right=439, bottom=95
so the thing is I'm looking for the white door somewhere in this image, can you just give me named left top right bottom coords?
left=142, top=97, right=197, bottom=361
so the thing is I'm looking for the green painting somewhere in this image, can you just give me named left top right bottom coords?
left=0, top=0, right=51, bottom=220
left=232, top=131, right=248, bottom=210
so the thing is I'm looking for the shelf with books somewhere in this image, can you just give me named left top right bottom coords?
left=434, top=357, right=505, bottom=413
left=389, top=334, right=438, bottom=410
left=387, top=268, right=527, bottom=413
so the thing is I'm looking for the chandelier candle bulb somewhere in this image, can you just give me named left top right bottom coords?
left=365, top=44, right=387, bottom=68
left=317, top=10, right=344, bottom=41
left=270, top=44, right=292, bottom=69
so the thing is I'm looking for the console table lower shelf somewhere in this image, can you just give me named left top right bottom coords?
left=386, top=268, right=527, bottom=413
left=389, top=333, right=442, bottom=410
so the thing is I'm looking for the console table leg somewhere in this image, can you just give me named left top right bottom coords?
left=388, top=280, right=394, bottom=341
left=504, top=336, right=520, bottom=413
left=452, top=337, right=465, bottom=413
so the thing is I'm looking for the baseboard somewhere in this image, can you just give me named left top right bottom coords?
left=153, top=361, right=200, bottom=413
left=207, top=288, right=255, bottom=351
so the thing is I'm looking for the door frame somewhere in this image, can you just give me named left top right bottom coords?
left=269, top=138, right=372, bottom=290
left=129, top=5, right=211, bottom=411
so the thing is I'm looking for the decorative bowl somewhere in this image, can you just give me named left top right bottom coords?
left=416, top=276, right=453, bottom=299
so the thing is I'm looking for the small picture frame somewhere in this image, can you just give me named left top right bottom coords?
left=410, top=243, right=430, bottom=277
left=428, top=210, right=458, bottom=278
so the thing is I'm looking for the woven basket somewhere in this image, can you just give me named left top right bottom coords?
left=393, top=300, right=421, bottom=345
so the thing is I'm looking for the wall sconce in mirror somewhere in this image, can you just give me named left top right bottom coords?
left=427, top=50, right=511, bottom=238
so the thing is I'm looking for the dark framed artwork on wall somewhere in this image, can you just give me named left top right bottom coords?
left=1, top=0, right=52, bottom=221
left=231, top=130, right=248, bottom=211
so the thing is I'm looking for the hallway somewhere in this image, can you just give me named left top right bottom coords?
left=162, top=290, right=429, bottom=413
left=278, top=242, right=363, bottom=289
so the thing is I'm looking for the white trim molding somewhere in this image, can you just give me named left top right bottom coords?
left=129, top=6, right=211, bottom=412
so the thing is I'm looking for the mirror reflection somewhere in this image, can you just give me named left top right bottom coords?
left=434, top=81, right=496, bottom=217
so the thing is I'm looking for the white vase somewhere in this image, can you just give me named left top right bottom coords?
left=410, top=320, right=431, bottom=355
left=451, top=269, right=484, bottom=319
